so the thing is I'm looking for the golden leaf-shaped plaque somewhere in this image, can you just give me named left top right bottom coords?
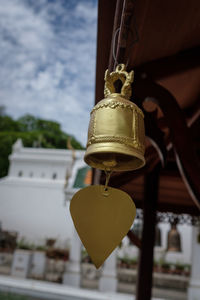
left=70, top=185, right=136, bottom=268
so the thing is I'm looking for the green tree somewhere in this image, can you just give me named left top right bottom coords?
left=0, top=115, right=20, bottom=132
left=0, top=113, right=84, bottom=178
left=17, top=114, right=38, bottom=131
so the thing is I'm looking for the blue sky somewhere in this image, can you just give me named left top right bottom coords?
left=0, top=0, right=97, bottom=145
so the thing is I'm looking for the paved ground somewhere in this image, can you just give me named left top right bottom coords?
left=0, top=274, right=187, bottom=300
left=0, top=275, right=136, bottom=300
left=82, top=279, right=187, bottom=300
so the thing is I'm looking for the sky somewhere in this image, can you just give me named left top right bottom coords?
left=0, top=0, right=97, bottom=145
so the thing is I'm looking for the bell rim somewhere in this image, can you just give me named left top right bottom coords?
left=84, top=142, right=145, bottom=171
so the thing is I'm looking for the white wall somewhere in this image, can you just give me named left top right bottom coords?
left=8, top=139, right=83, bottom=181
left=0, top=139, right=86, bottom=248
left=0, top=178, right=74, bottom=247
left=0, top=139, right=193, bottom=264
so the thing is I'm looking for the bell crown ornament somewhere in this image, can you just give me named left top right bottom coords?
left=84, top=64, right=145, bottom=172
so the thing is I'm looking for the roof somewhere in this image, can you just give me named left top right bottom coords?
left=95, top=0, right=200, bottom=215
left=73, top=166, right=92, bottom=189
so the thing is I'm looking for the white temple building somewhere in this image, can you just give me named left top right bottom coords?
left=1, top=139, right=200, bottom=299
left=0, top=139, right=193, bottom=264
left=0, top=139, right=90, bottom=248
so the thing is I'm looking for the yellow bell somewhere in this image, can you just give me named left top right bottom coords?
left=84, top=64, right=145, bottom=172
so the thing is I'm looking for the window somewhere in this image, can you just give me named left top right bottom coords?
left=18, top=171, right=23, bottom=177
left=52, top=173, right=57, bottom=180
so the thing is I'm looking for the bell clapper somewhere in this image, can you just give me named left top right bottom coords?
left=102, top=157, right=117, bottom=169
left=102, top=170, right=112, bottom=196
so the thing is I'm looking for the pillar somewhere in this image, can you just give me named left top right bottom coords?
left=136, top=163, right=160, bottom=300
left=99, top=249, right=118, bottom=292
left=63, top=228, right=82, bottom=287
left=188, top=225, right=200, bottom=300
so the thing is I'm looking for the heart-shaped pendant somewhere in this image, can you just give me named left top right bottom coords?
left=70, top=185, right=136, bottom=268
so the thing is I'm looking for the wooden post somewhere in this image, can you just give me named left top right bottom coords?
left=136, top=163, right=161, bottom=300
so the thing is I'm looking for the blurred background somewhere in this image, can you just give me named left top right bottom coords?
left=0, top=0, right=200, bottom=300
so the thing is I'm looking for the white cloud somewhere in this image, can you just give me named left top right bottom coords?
left=0, top=0, right=97, bottom=145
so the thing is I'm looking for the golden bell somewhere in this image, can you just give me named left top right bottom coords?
left=167, top=221, right=182, bottom=252
left=84, top=64, right=145, bottom=172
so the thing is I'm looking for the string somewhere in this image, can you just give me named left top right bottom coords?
left=112, top=27, right=120, bottom=68
left=112, top=8, right=139, bottom=69
left=104, top=170, right=112, bottom=191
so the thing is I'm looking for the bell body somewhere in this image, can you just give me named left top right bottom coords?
left=167, top=224, right=182, bottom=252
left=84, top=94, right=145, bottom=171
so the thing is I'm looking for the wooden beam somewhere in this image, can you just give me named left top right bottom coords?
left=135, top=46, right=200, bottom=80
left=134, top=76, right=200, bottom=211
left=127, top=230, right=141, bottom=249
left=95, top=0, right=116, bottom=104
left=136, top=163, right=161, bottom=300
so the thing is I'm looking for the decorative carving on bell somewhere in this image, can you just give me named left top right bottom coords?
left=167, top=220, right=182, bottom=252
left=84, top=64, right=145, bottom=172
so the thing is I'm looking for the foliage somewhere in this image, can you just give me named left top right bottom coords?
left=153, top=258, right=191, bottom=275
left=17, top=238, right=35, bottom=250
left=17, top=238, right=47, bottom=252
left=161, top=262, right=171, bottom=270
left=175, top=261, right=186, bottom=270
left=35, top=245, right=47, bottom=251
left=118, top=256, right=138, bottom=267
left=81, top=249, right=92, bottom=263
left=183, top=263, right=191, bottom=270
left=0, top=292, right=29, bottom=300
left=46, top=248, right=69, bottom=260
left=0, top=113, right=84, bottom=178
